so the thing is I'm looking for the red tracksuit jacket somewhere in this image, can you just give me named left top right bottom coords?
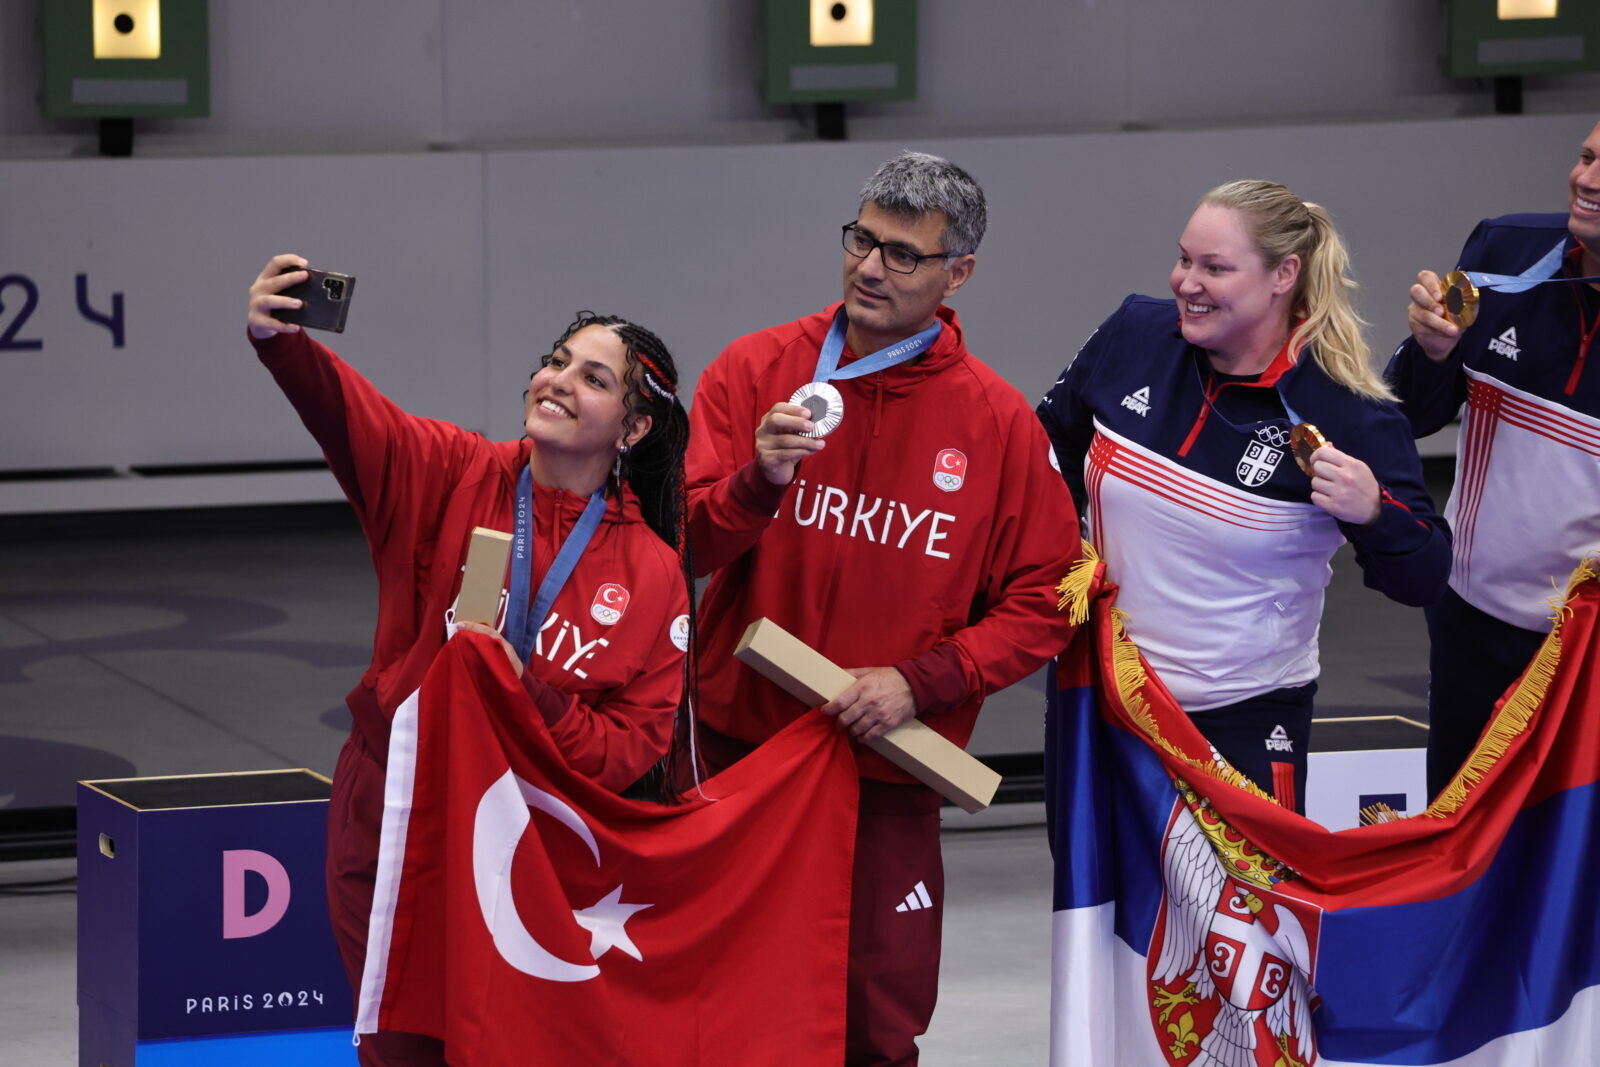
left=687, top=303, right=1080, bottom=781
left=255, top=329, right=688, bottom=790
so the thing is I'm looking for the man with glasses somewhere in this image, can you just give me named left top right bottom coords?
left=685, top=151, right=1079, bottom=1064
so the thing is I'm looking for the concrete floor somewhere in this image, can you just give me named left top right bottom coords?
left=0, top=495, right=1437, bottom=1064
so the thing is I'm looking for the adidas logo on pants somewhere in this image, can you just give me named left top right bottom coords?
left=894, top=881, right=934, bottom=913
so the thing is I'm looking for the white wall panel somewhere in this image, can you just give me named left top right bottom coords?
left=2, top=111, right=1589, bottom=509
left=0, top=153, right=485, bottom=473
left=483, top=113, right=1587, bottom=441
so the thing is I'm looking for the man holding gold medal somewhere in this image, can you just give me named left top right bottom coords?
left=1390, top=118, right=1600, bottom=801
left=684, top=151, right=1080, bottom=1064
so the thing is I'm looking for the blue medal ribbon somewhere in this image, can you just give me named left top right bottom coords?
left=1189, top=349, right=1308, bottom=439
left=1464, top=237, right=1600, bottom=293
left=811, top=307, right=943, bottom=383
left=1277, top=393, right=1308, bottom=429
left=500, top=465, right=608, bottom=666
left=1194, top=383, right=1305, bottom=440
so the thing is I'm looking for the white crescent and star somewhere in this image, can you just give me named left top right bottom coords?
left=472, top=769, right=652, bottom=983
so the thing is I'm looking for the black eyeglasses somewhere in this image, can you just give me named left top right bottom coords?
left=841, top=223, right=965, bottom=274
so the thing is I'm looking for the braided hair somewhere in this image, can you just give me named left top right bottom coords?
left=542, top=311, right=698, bottom=801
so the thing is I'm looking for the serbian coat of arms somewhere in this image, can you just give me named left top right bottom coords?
left=1236, top=440, right=1284, bottom=488
left=1145, top=794, right=1323, bottom=1066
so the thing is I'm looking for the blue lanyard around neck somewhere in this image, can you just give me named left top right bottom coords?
left=501, top=465, right=608, bottom=665
left=1192, top=353, right=1308, bottom=437
left=1465, top=237, right=1600, bottom=292
left=811, top=308, right=943, bottom=382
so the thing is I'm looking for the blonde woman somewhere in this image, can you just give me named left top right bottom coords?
left=1037, top=180, right=1449, bottom=812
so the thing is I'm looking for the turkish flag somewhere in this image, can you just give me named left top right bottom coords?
left=356, top=633, right=858, bottom=1065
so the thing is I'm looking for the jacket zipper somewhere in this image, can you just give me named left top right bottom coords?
left=1177, top=381, right=1222, bottom=457
left=872, top=372, right=885, bottom=438
left=1566, top=283, right=1599, bottom=396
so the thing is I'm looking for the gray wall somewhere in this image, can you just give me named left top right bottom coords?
left=4, top=2, right=1598, bottom=156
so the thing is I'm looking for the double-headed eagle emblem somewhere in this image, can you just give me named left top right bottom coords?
left=1148, top=800, right=1320, bottom=1066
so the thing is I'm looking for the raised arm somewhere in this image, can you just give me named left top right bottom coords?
left=685, top=347, right=822, bottom=575
left=246, top=253, right=480, bottom=544
left=1386, top=222, right=1492, bottom=437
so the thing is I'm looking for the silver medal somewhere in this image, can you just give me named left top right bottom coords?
left=789, top=381, right=844, bottom=438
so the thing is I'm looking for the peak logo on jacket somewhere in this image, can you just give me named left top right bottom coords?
left=789, top=478, right=956, bottom=559
left=591, top=583, right=630, bottom=626
left=1487, top=326, right=1520, bottom=361
left=933, top=449, right=967, bottom=492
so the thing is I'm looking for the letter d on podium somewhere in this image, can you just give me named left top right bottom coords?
left=79, top=770, right=352, bottom=1062
left=222, top=848, right=291, bottom=939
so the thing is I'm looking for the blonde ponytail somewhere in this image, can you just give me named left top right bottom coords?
left=1201, top=181, right=1393, bottom=401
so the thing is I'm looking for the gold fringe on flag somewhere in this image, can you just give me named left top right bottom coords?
left=1104, top=608, right=1275, bottom=805
left=1358, top=802, right=1405, bottom=826
left=1055, top=539, right=1101, bottom=626
left=1425, top=554, right=1599, bottom=818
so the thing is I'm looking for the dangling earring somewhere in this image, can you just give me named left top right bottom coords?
left=613, top=444, right=629, bottom=480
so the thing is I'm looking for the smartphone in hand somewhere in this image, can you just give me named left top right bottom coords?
left=272, top=267, right=357, bottom=333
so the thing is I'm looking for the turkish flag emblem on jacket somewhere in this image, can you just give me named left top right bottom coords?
left=933, top=448, right=967, bottom=491
left=590, top=582, right=630, bottom=625
left=356, top=633, right=857, bottom=1066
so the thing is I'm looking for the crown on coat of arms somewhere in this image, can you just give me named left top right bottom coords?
left=1175, top=778, right=1297, bottom=889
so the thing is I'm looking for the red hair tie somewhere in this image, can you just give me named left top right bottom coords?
left=633, top=351, right=677, bottom=401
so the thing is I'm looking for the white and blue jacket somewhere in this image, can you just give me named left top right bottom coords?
left=1040, top=295, right=1449, bottom=710
left=1388, top=213, right=1600, bottom=633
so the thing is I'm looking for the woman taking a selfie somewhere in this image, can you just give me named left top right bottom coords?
left=1036, top=181, right=1448, bottom=813
left=247, top=253, right=695, bottom=1065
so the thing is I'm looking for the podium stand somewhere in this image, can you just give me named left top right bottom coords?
left=78, top=770, right=355, bottom=1065
left=1304, top=715, right=1430, bottom=831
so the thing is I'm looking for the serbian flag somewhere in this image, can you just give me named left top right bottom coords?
left=1047, top=553, right=1600, bottom=1066
left=355, top=632, right=857, bottom=1066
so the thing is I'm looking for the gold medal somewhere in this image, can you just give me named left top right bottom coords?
left=1290, top=423, right=1329, bottom=476
left=1441, top=270, right=1479, bottom=329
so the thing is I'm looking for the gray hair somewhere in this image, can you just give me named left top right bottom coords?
left=858, top=151, right=987, bottom=257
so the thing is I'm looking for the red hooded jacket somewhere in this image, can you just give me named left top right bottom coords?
left=688, top=304, right=1080, bottom=781
left=255, top=329, right=687, bottom=790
